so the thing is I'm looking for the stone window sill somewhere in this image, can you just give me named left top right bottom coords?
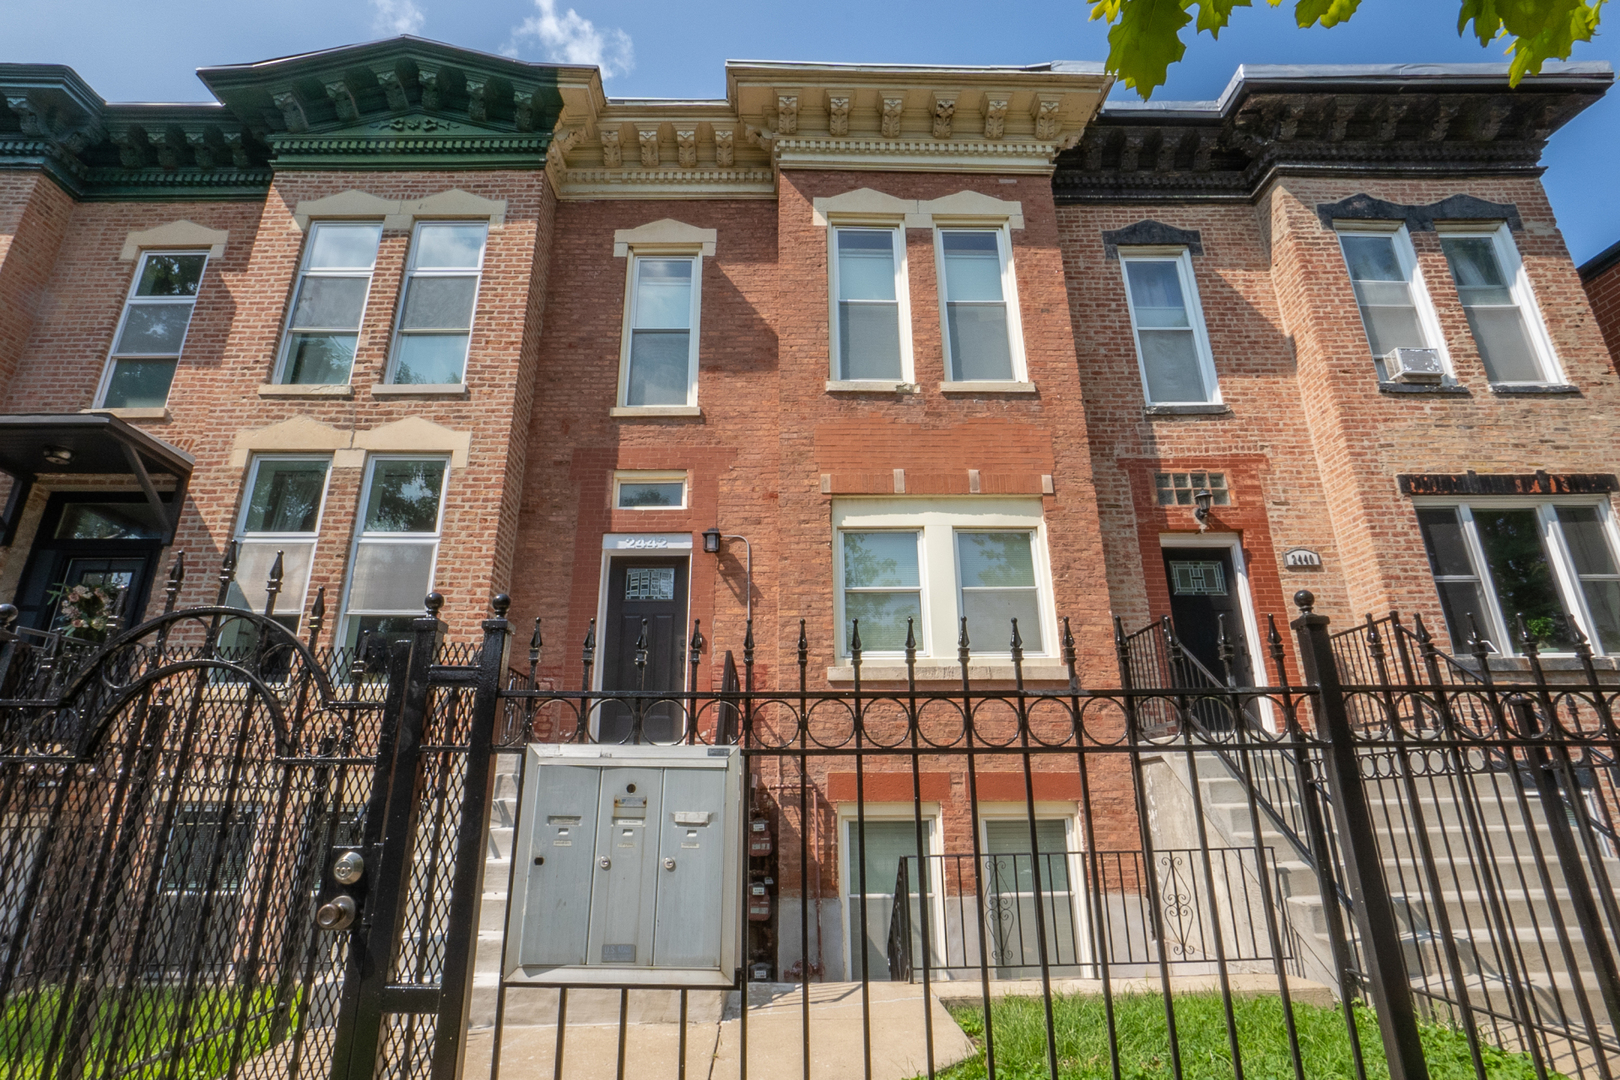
left=826, top=661, right=1074, bottom=684
left=371, top=383, right=467, bottom=397
left=1144, top=403, right=1230, bottom=417
left=826, top=380, right=919, bottom=394
left=1456, top=654, right=1620, bottom=673
left=259, top=383, right=353, bottom=398
left=609, top=405, right=702, bottom=418
left=1377, top=382, right=1469, bottom=396
left=1489, top=383, right=1579, bottom=396
left=85, top=406, right=170, bottom=421
left=939, top=381, right=1037, bottom=395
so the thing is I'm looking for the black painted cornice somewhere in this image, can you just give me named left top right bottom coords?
left=1053, top=62, right=1612, bottom=204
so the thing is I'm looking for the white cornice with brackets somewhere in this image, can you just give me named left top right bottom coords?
left=543, top=61, right=1112, bottom=200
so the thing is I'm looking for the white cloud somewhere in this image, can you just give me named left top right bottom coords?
left=507, top=0, right=634, bottom=79
left=371, top=0, right=425, bottom=35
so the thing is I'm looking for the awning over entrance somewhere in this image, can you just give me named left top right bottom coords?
left=0, top=413, right=194, bottom=545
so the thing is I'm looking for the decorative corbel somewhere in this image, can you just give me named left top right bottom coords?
left=600, top=128, right=622, bottom=167
left=377, top=70, right=411, bottom=111
left=1031, top=97, right=1062, bottom=141
left=675, top=129, right=697, bottom=168
left=826, top=93, right=850, bottom=136
left=514, top=88, right=535, bottom=131
left=418, top=70, right=440, bottom=111
left=637, top=127, right=660, bottom=167
left=880, top=97, right=904, bottom=139
left=776, top=94, right=799, bottom=135
left=186, top=132, right=217, bottom=169
left=1375, top=101, right=1408, bottom=142
left=466, top=79, right=488, bottom=123
left=324, top=82, right=359, bottom=124
left=982, top=97, right=1009, bottom=140
left=1429, top=102, right=1461, bottom=142
left=713, top=127, right=735, bottom=167
left=272, top=92, right=309, bottom=134
left=222, top=132, right=253, bottom=169
left=931, top=94, right=957, bottom=139
left=112, top=130, right=151, bottom=168
left=149, top=131, right=182, bottom=170
left=5, top=95, right=43, bottom=136
left=744, top=124, right=774, bottom=151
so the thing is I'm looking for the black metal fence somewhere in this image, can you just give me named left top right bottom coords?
left=2, top=552, right=1619, bottom=1080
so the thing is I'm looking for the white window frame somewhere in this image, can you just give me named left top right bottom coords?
left=1334, top=222, right=1453, bottom=381
left=1413, top=496, right=1620, bottom=656
left=932, top=223, right=1028, bottom=385
left=828, top=222, right=915, bottom=389
left=229, top=454, right=333, bottom=628
left=1117, top=246, right=1220, bottom=406
left=835, top=802, right=943, bottom=983
left=1435, top=223, right=1564, bottom=387
left=273, top=220, right=384, bottom=386
left=95, top=248, right=209, bottom=410
left=612, top=470, right=688, bottom=511
left=616, top=251, right=702, bottom=411
left=384, top=220, right=488, bottom=387
left=832, top=497, right=1054, bottom=660
left=338, top=454, right=450, bottom=645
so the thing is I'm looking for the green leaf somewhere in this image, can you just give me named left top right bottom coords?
left=1458, top=0, right=1605, bottom=84
left=1295, top=0, right=1363, bottom=28
left=1091, top=0, right=1195, bottom=98
left=1192, top=0, right=1253, bottom=37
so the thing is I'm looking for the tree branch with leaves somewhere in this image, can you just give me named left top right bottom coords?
left=1092, top=0, right=1606, bottom=98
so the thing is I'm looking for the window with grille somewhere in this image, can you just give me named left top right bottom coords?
left=1155, top=471, right=1229, bottom=507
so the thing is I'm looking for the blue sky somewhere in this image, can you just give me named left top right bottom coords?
left=4, top=0, right=1616, bottom=261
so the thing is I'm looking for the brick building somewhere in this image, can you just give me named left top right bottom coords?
left=1579, top=237, right=1620, bottom=369
left=1, top=40, right=1615, bottom=980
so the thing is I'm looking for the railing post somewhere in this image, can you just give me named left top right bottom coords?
left=431, top=595, right=511, bottom=1080
left=1291, top=590, right=1429, bottom=1080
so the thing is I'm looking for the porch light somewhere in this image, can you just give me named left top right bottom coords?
left=42, top=445, right=73, bottom=467
left=701, top=527, right=753, bottom=628
left=1193, top=488, right=1214, bottom=531
left=702, top=527, right=722, bottom=554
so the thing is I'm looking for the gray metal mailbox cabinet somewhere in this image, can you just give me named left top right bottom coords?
left=503, top=743, right=744, bottom=988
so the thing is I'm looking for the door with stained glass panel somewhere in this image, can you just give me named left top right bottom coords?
left=599, top=556, right=689, bottom=743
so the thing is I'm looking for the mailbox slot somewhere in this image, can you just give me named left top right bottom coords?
left=505, top=744, right=743, bottom=988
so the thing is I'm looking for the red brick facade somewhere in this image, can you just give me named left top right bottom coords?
left=2, top=44, right=1616, bottom=979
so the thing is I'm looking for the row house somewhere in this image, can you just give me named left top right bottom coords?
left=0, top=39, right=1614, bottom=981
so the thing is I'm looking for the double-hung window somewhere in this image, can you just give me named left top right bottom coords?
left=1416, top=501, right=1620, bottom=655
left=1438, top=227, right=1560, bottom=385
left=99, top=251, right=207, bottom=409
left=619, top=255, right=699, bottom=408
left=1337, top=228, right=1446, bottom=380
left=224, top=456, right=331, bottom=640
left=388, top=222, right=487, bottom=385
left=1118, top=250, right=1217, bottom=405
left=832, top=226, right=910, bottom=383
left=277, top=222, right=383, bottom=385
left=937, top=228, right=1022, bottom=383
left=341, top=457, right=448, bottom=648
left=834, top=499, right=1051, bottom=659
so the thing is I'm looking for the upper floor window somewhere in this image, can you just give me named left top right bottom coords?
left=1416, top=500, right=1620, bottom=656
left=1338, top=228, right=1447, bottom=381
left=341, top=456, right=448, bottom=648
left=225, top=456, right=331, bottom=636
left=832, top=226, right=910, bottom=383
left=276, top=222, right=383, bottom=385
left=1438, top=228, right=1560, bottom=385
left=937, top=228, right=1022, bottom=382
left=614, top=471, right=687, bottom=509
left=388, top=222, right=487, bottom=385
left=619, top=255, right=699, bottom=408
left=833, top=498, right=1051, bottom=659
left=98, top=251, right=207, bottom=409
left=1119, top=249, right=1217, bottom=405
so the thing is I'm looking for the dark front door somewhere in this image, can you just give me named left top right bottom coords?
left=599, top=556, right=689, bottom=743
left=1162, top=546, right=1254, bottom=687
left=13, top=494, right=166, bottom=634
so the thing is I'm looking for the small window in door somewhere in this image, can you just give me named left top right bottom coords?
left=1169, top=560, right=1227, bottom=596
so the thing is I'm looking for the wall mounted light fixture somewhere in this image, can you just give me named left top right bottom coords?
left=702, top=527, right=752, bottom=626
left=1193, top=488, right=1213, bottom=531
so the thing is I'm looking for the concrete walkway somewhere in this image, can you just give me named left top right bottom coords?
left=462, top=982, right=974, bottom=1080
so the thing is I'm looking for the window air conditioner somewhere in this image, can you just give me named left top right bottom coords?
left=1383, top=347, right=1444, bottom=384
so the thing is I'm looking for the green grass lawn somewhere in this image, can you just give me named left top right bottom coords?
left=934, top=992, right=1563, bottom=1080
left=1, top=984, right=294, bottom=1079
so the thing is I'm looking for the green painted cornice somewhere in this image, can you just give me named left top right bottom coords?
left=0, top=38, right=573, bottom=199
left=197, top=37, right=566, bottom=171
